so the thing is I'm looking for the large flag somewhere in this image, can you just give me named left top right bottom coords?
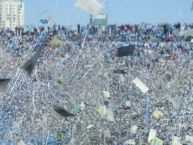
left=22, top=36, right=48, bottom=75
left=22, top=57, right=38, bottom=75
left=117, top=45, right=135, bottom=57
left=75, top=0, right=104, bottom=15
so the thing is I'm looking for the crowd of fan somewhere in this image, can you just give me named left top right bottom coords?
left=0, top=23, right=193, bottom=145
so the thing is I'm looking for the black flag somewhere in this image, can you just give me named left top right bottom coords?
left=117, top=45, right=135, bottom=57
left=0, top=79, right=11, bottom=93
left=53, top=105, right=75, bottom=117
left=22, top=57, right=38, bottom=75
left=77, top=24, right=80, bottom=34
left=22, top=35, right=48, bottom=75
left=113, top=70, right=127, bottom=74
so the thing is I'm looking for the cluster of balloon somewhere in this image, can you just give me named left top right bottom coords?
left=50, top=37, right=63, bottom=48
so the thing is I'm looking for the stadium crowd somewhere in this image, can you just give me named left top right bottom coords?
left=0, top=23, right=193, bottom=145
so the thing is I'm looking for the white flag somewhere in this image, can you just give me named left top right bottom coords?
left=179, top=29, right=193, bottom=37
left=185, top=135, right=193, bottom=143
left=132, top=77, right=149, bottom=93
left=75, top=0, right=104, bottom=15
left=103, top=91, right=110, bottom=98
left=17, top=140, right=26, bottom=145
left=148, top=129, right=156, bottom=143
left=87, top=124, right=94, bottom=129
left=172, top=136, right=182, bottom=145
left=123, top=139, right=135, bottom=145
left=106, top=108, right=115, bottom=122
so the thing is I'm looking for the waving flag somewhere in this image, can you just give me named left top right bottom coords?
left=75, top=0, right=104, bottom=15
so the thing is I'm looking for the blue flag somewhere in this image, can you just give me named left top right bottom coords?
left=40, top=19, right=48, bottom=24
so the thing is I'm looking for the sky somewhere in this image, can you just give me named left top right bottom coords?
left=24, top=0, right=193, bottom=26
